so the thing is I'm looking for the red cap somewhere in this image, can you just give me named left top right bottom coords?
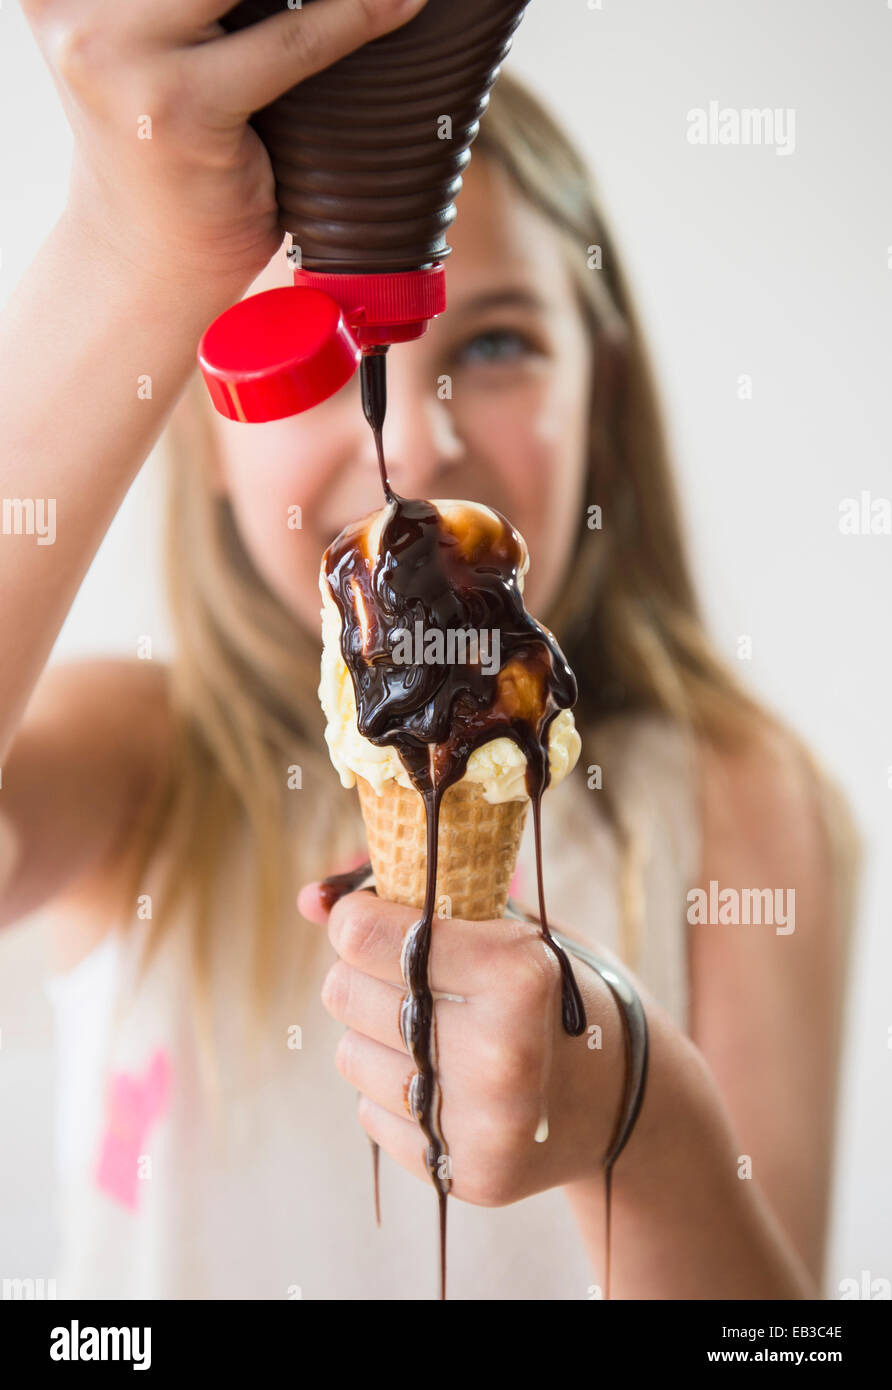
left=197, top=266, right=446, bottom=423
left=197, top=286, right=359, bottom=423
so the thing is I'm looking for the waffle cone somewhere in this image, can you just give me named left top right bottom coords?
left=356, top=775, right=527, bottom=921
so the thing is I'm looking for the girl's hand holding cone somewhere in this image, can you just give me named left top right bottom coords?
left=297, top=883, right=629, bottom=1206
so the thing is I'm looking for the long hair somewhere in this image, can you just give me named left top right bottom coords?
left=120, top=70, right=860, bottom=1100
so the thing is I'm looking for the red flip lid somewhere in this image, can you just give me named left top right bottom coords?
left=197, top=286, right=361, bottom=423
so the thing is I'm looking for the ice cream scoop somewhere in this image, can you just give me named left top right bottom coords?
left=318, top=498, right=582, bottom=806
left=318, top=490, right=586, bottom=1008
left=318, top=497, right=582, bottom=923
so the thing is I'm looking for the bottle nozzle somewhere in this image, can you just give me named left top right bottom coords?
left=360, top=348, right=389, bottom=437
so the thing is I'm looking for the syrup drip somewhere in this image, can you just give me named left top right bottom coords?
left=320, top=351, right=586, bottom=1299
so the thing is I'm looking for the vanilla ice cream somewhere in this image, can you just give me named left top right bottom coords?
left=318, top=499, right=581, bottom=803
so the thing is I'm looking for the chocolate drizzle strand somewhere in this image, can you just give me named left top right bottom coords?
left=320, top=351, right=586, bottom=1299
left=317, top=860, right=374, bottom=913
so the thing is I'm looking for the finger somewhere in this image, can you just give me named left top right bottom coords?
left=335, top=1028, right=417, bottom=1122
left=356, top=1095, right=430, bottom=1187
left=26, top=1, right=246, bottom=50
left=321, top=959, right=469, bottom=1053
left=335, top=1011, right=492, bottom=1127
left=323, top=961, right=406, bottom=1052
left=162, top=0, right=264, bottom=28
left=328, top=889, right=527, bottom=994
left=297, top=882, right=325, bottom=925
left=297, top=881, right=336, bottom=925
left=194, top=0, right=430, bottom=122
left=107, top=1, right=250, bottom=39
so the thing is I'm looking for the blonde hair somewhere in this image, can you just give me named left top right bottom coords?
left=123, top=70, right=860, bottom=1098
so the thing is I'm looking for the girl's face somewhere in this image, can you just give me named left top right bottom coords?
left=205, top=154, right=594, bottom=636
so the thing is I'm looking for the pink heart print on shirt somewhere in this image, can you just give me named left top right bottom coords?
left=94, top=1047, right=171, bottom=1210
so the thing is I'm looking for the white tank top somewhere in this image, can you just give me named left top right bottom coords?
left=43, top=713, right=700, bottom=1299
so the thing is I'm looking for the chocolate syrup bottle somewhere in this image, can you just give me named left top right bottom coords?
left=199, top=0, right=532, bottom=420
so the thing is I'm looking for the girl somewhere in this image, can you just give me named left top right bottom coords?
left=1, top=0, right=858, bottom=1299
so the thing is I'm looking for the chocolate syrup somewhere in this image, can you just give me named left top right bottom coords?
left=370, top=1136, right=382, bottom=1229
left=359, top=348, right=391, bottom=500
left=317, top=860, right=374, bottom=914
left=319, top=352, right=586, bottom=1299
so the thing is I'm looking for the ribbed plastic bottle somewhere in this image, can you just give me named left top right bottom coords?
left=198, top=0, right=531, bottom=423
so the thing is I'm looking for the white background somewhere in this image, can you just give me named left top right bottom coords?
left=0, top=0, right=889, bottom=1295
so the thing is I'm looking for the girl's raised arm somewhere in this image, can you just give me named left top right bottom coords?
left=0, top=0, right=428, bottom=922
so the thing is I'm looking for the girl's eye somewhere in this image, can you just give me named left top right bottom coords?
left=455, top=328, right=538, bottom=366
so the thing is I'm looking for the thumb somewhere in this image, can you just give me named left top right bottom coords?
left=212, top=0, right=431, bottom=120
left=297, top=881, right=330, bottom=925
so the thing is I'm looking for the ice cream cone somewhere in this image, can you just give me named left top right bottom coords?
left=356, top=775, right=527, bottom=921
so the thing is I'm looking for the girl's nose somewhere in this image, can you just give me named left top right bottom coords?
left=361, top=361, right=464, bottom=496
